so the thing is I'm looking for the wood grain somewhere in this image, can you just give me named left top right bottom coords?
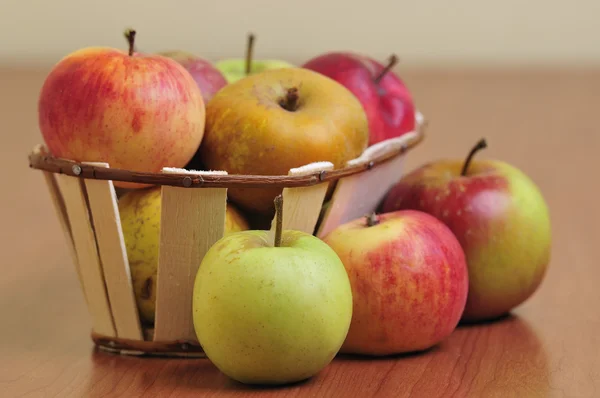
left=154, top=169, right=228, bottom=343
left=83, top=162, right=143, bottom=341
left=2, top=67, right=599, bottom=397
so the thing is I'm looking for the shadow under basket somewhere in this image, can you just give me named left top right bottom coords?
left=27, top=113, right=426, bottom=358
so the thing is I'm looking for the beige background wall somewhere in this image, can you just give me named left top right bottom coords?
left=1, top=0, right=599, bottom=67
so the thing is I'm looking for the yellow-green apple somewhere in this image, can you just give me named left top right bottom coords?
left=38, top=29, right=206, bottom=189
left=303, top=52, right=415, bottom=146
left=381, top=139, right=552, bottom=322
left=158, top=50, right=227, bottom=103
left=215, top=33, right=294, bottom=83
left=118, top=185, right=249, bottom=324
left=192, top=196, right=353, bottom=385
left=200, top=67, right=369, bottom=214
left=322, top=210, right=468, bottom=356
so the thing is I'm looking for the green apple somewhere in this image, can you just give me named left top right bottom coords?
left=215, top=33, right=294, bottom=83
left=192, top=196, right=353, bottom=385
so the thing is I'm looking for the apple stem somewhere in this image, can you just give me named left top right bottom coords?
left=366, top=212, right=380, bottom=227
left=279, top=87, right=300, bottom=112
left=373, top=54, right=399, bottom=84
left=245, top=33, right=255, bottom=75
left=274, top=194, right=284, bottom=247
left=124, top=29, right=136, bottom=56
left=461, top=138, right=488, bottom=176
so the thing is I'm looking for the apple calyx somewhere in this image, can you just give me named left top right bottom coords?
left=279, top=87, right=300, bottom=112
left=245, top=33, right=255, bottom=75
left=461, top=138, right=488, bottom=176
left=365, top=212, right=380, bottom=227
left=373, top=54, right=399, bottom=84
left=124, top=29, right=137, bottom=56
left=274, top=194, right=284, bottom=247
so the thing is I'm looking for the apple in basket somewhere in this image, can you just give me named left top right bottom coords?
left=303, top=52, right=416, bottom=145
left=381, top=139, right=552, bottom=322
left=158, top=50, right=228, bottom=103
left=199, top=67, right=370, bottom=215
left=215, top=33, right=294, bottom=83
left=322, top=210, right=469, bottom=356
left=192, top=196, right=353, bottom=385
left=37, top=29, right=205, bottom=188
left=118, top=186, right=250, bottom=324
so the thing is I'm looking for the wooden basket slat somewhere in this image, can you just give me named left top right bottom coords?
left=83, top=162, right=144, bottom=340
left=268, top=161, right=335, bottom=242
left=154, top=169, right=228, bottom=342
left=316, top=132, right=416, bottom=238
left=55, top=174, right=116, bottom=337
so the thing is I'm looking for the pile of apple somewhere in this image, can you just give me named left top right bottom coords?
left=37, top=30, right=552, bottom=386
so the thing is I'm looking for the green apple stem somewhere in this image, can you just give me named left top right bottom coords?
left=274, top=194, right=284, bottom=247
left=366, top=212, right=380, bottom=227
left=245, top=33, right=255, bottom=75
left=124, top=29, right=136, bottom=56
left=461, top=138, right=488, bottom=176
left=279, top=87, right=300, bottom=111
left=373, top=54, right=399, bottom=84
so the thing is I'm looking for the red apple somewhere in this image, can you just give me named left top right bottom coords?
left=158, top=50, right=227, bottom=104
left=38, top=30, right=206, bottom=188
left=381, top=139, right=552, bottom=322
left=302, top=52, right=415, bottom=145
left=322, top=210, right=469, bottom=356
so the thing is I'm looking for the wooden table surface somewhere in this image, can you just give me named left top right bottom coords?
left=1, top=66, right=599, bottom=397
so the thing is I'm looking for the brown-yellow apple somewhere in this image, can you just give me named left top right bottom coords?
left=322, top=210, right=468, bottom=356
left=381, top=139, right=552, bottom=322
left=200, top=67, right=369, bottom=214
left=118, top=185, right=249, bottom=324
left=38, top=30, right=206, bottom=189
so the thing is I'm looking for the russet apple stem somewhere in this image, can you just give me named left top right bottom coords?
left=461, top=138, right=488, bottom=176
left=124, top=29, right=136, bottom=56
left=245, top=33, right=255, bottom=75
left=373, top=54, right=399, bottom=84
left=366, top=212, right=380, bottom=227
left=274, top=194, right=284, bottom=247
left=279, top=88, right=300, bottom=112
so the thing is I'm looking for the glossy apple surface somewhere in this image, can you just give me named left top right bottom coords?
left=303, top=52, right=415, bottom=145
left=200, top=67, right=369, bottom=214
left=38, top=31, right=206, bottom=189
left=381, top=139, right=552, bottom=322
left=323, top=210, right=469, bottom=355
left=159, top=50, right=227, bottom=103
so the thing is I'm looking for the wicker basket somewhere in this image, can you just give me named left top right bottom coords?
left=27, top=112, right=426, bottom=357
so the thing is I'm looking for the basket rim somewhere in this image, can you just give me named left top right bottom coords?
left=28, top=117, right=426, bottom=189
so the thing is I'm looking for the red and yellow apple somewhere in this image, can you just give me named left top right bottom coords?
left=322, top=210, right=469, bottom=356
left=38, top=30, right=206, bottom=188
left=303, top=52, right=415, bottom=145
left=199, top=67, right=369, bottom=214
left=381, top=139, right=552, bottom=322
left=158, top=50, right=227, bottom=103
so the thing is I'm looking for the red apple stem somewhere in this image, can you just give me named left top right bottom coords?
left=274, top=194, right=284, bottom=247
left=461, top=138, right=488, bottom=176
left=279, top=87, right=300, bottom=112
left=373, top=54, right=399, bottom=84
left=124, top=29, right=136, bottom=56
left=366, top=212, right=380, bottom=227
left=245, top=33, right=255, bottom=75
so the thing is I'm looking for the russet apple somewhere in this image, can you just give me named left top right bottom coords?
left=38, top=30, right=206, bottom=189
left=381, top=139, right=552, bottom=322
left=118, top=185, right=249, bottom=324
left=158, top=50, right=227, bottom=103
left=303, top=52, right=416, bottom=145
left=192, top=196, right=353, bottom=385
left=322, top=210, right=468, bottom=356
left=200, top=67, right=369, bottom=214
left=215, top=33, right=294, bottom=83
